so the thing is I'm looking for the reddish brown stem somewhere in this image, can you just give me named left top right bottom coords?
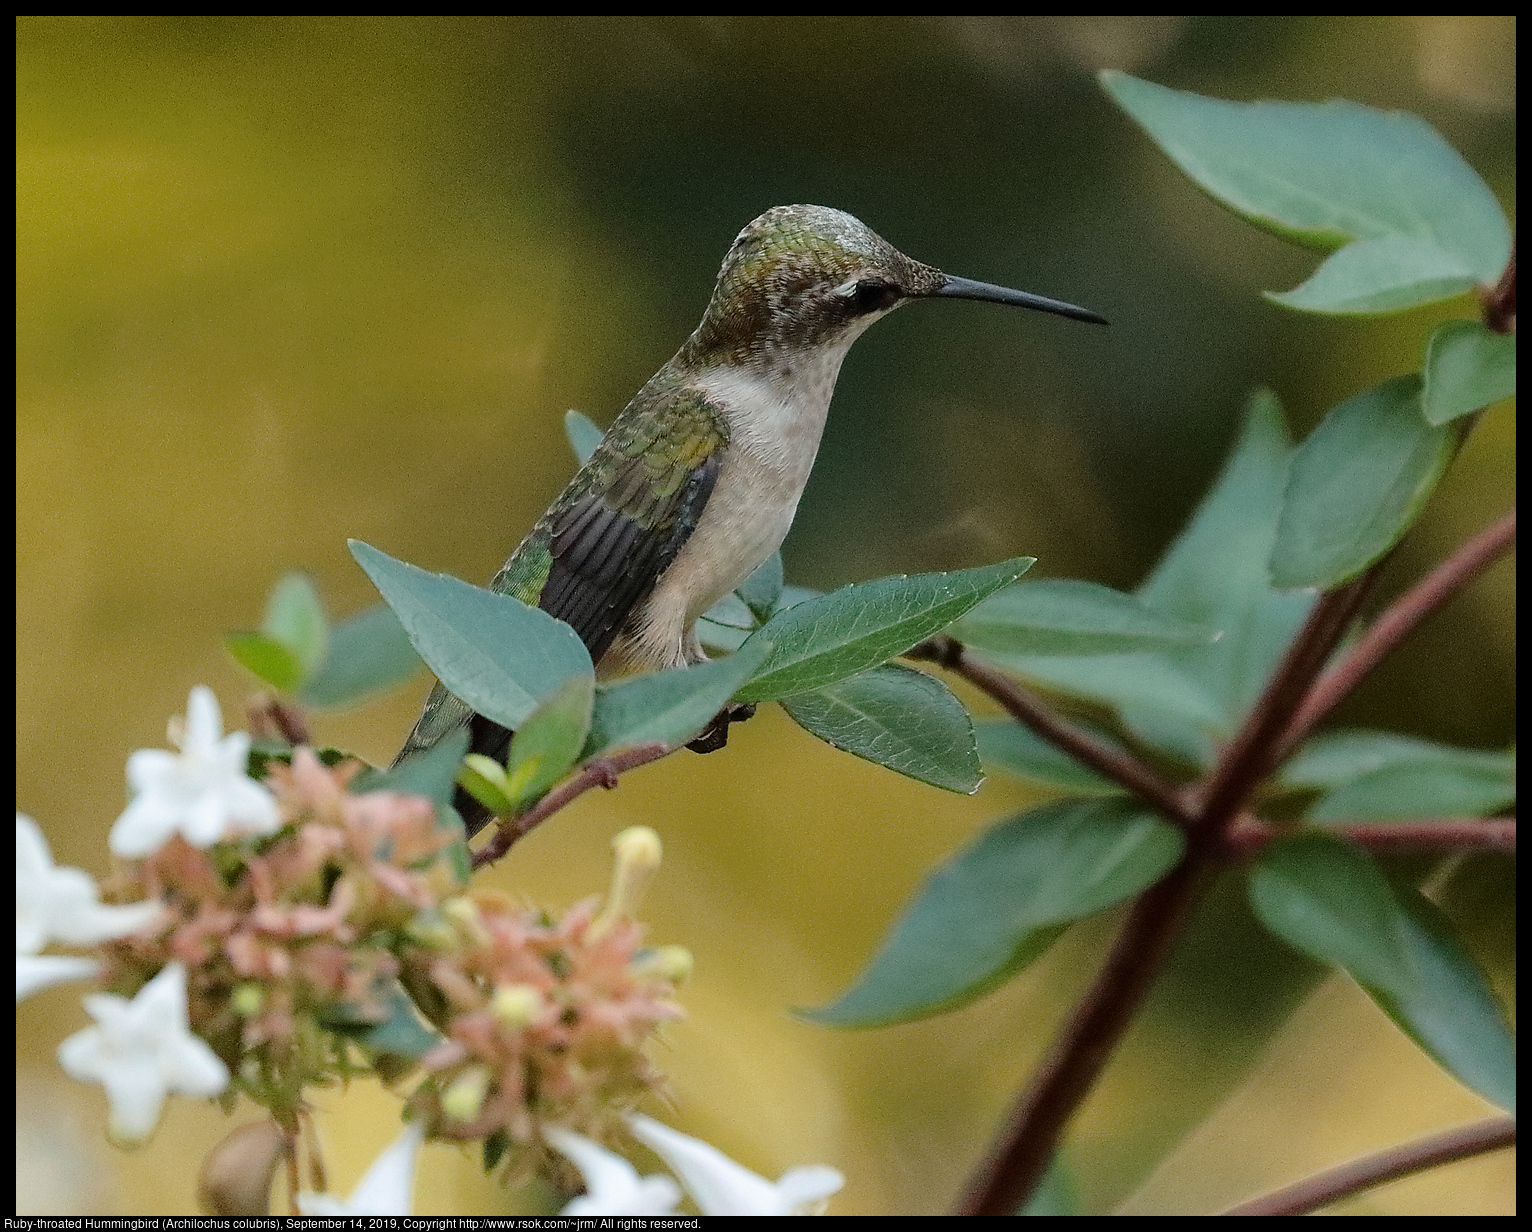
left=954, top=851, right=1217, bottom=1215
left=1275, top=510, right=1516, bottom=765
left=1196, top=574, right=1379, bottom=834
left=951, top=572, right=1381, bottom=1216
left=470, top=744, right=672, bottom=868
left=1480, top=245, right=1515, bottom=334
left=1226, top=816, right=1515, bottom=858
left=908, top=636, right=1192, bottom=824
left=1219, top=1115, right=1516, bottom=1216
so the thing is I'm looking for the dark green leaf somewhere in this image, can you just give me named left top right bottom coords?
left=950, top=578, right=1216, bottom=656
left=226, top=632, right=304, bottom=693
left=736, top=552, right=784, bottom=624
left=331, top=982, right=442, bottom=1061
left=781, top=665, right=982, bottom=793
left=506, top=674, right=595, bottom=806
left=1247, top=833, right=1415, bottom=994
left=300, top=602, right=423, bottom=708
left=1422, top=319, right=1517, bottom=426
left=735, top=557, right=1035, bottom=703
left=483, top=1130, right=511, bottom=1174
left=975, top=719, right=1126, bottom=796
left=1266, top=233, right=1477, bottom=315
left=1271, top=376, right=1455, bottom=589
left=804, top=799, right=1184, bottom=1027
left=349, top=540, right=592, bottom=730
left=1098, top=73, right=1510, bottom=282
left=564, top=409, right=604, bottom=464
left=263, top=573, right=329, bottom=679
left=247, top=741, right=354, bottom=781
left=1366, top=890, right=1515, bottom=1112
left=582, top=640, right=770, bottom=760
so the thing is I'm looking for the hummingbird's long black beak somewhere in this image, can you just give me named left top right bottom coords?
left=929, top=274, right=1108, bottom=325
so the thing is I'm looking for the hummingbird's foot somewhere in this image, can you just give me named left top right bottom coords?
left=686, top=702, right=757, bottom=754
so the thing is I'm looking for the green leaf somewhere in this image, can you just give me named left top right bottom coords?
left=456, top=755, right=516, bottom=819
left=348, top=540, right=592, bottom=731
left=950, top=578, right=1217, bottom=656
left=1280, top=729, right=1479, bottom=789
left=736, top=552, right=784, bottom=624
left=506, top=674, right=595, bottom=805
left=804, top=799, right=1184, bottom=1027
left=1247, top=833, right=1415, bottom=995
left=263, top=573, right=329, bottom=680
left=1271, top=375, right=1455, bottom=589
left=697, top=616, right=751, bottom=654
left=1422, top=319, right=1517, bottom=425
left=225, top=631, right=305, bottom=693
left=700, top=591, right=756, bottom=630
left=582, top=640, right=770, bottom=760
left=735, top=557, right=1035, bottom=703
left=564, top=409, right=604, bottom=464
left=975, top=719, right=1126, bottom=796
left=329, top=981, right=442, bottom=1061
left=1281, top=730, right=1515, bottom=821
left=352, top=726, right=470, bottom=847
left=300, top=602, right=423, bottom=708
left=781, top=665, right=983, bottom=794
left=1002, top=393, right=1311, bottom=770
left=1266, top=233, right=1477, bottom=315
left=1309, top=756, right=1515, bottom=823
left=1098, top=73, right=1511, bottom=282
left=1367, top=890, right=1516, bottom=1112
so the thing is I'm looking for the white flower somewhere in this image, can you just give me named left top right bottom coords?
left=56, top=961, right=229, bottom=1144
left=297, top=1119, right=426, bottom=1216
left=17, top=954, right=101, bottom=1001
left=545, top=1125, right=682, bottom=1216
left=110, top=687, right=281, bottom=858
left=626, top=1113, right=844, bottom=1216
left=17, top=814, right=163, bottom=954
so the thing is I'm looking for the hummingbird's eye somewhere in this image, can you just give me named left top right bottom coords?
left=847, top=279, right=898, bottom=314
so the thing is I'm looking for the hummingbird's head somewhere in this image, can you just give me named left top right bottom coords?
left=685, top=204, right=1104, bottom=370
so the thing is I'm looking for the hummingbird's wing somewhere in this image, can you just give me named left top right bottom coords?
left=394, top=387, right=728, bottom=835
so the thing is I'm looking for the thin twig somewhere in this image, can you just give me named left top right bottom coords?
left=1226, top=816, right=1515, bottom=858
left=1480, top=244, right=1515, bottom=335
left=1275, top=510, right=1516, bottom=765
left=469, top=743, right=673, bottom=868
left=1196, top=573, right=1379, bottom=834
left=954, top=852, right=1217, bottom=1215
left=908, top=636, right=1192, bottom=824
left=1219, top=1115, right=1516, bottom=1216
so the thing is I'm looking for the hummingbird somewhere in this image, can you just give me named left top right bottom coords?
left=396, top=204, right=1105, bottom=836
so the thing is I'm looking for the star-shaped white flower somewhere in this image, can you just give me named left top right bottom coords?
left=626, top=1114, right=844, bottom=1216
left=297, top=1119, right=426, bottom=1215
left=110, top=687, right=281, bottom=858
left=56, top=961, right=229, bottom=1144
left=17, top=814, right=163, bottom=954
left=545, top=1125, right=682, bottom=1216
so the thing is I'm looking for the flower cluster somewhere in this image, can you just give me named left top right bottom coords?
left=19, top=686, right=843, bottom=1215
left=405, top=838, right=687, bottom=1184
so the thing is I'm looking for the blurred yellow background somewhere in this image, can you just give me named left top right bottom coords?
left=18, top=16, right=1513, bottom=1216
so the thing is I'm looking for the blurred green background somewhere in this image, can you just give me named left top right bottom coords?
left=17, top=16, right=1514, bottom=1216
